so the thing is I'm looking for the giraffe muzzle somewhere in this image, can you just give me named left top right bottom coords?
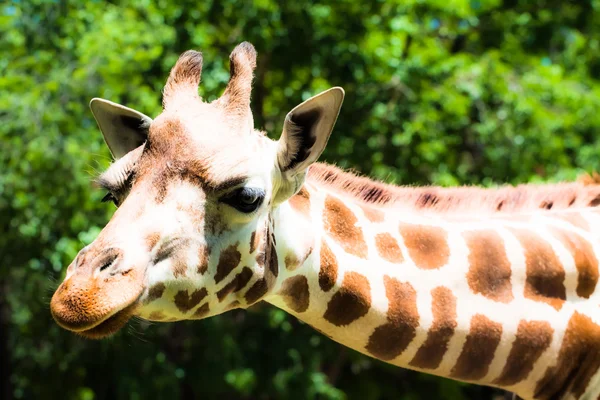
left=50, top=247, right=145, bottom=339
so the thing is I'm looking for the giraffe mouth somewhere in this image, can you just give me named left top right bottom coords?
left=75, top=301, right=139, bottom=339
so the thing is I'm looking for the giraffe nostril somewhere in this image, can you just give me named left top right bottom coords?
left=99, top=260, right=114, bottom=272
left=95, top=248, right=122, bottom=275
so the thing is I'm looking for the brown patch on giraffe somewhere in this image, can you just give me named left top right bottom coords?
left=400, top=223, right=450, bottom=270
left=324, top=195, right=368, bottom=259
left=174, top=288, right=208, bottom=313
left=493, top=320, right=553, bottom=386
left=145, top=233, right=161, bottom=250
left=216, top=267, right=253, bottom=301
left=191, top=303, right=210, bottom=319
left=226, top=301, right=240, bottom=310
left=324, top=272, right=371, bottom=326
left=146, top=283, right=165, bottom=302
left=279, top=275, right=310, bottom=313
left=214, top=243, right=241, bottom=283
left=249, top=231, right=257, bottom=253
left=409, top=286, right=457, bottom=370
left=148, top=311, right=167, bottom=321
left=375, top=233, right=404, bottom=264
left=284, top=247, right=313, bottom=271
left=319, top=240, right=338, bottom=292
left=197, top=244, right=209, bottom=274
left=245, top=278, right=268, bottom=305
left=555, top=213, right=590, bottom=231
left=171, top=255, right=187, bottom=278
left=366, top=276, right=418, bottom=360
left=464, top=230, right=513, bottom=303
left=450, top=314, right=503, bottom=381
left=256, top=251, right=265, bottom=268
left=550, top=228, right=599, bottom=299
left=535, top=312, right=600, bottom=399
left=267, top=240, right=279, bottom=278
left=284, top=253, right=298, bottom=271
left=510, top=229, right=566, bottom=310
left=361, top=205, right=385, bottom=223
left=289, top=187, right=311, bottom=216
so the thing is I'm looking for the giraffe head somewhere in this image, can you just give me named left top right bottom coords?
left=50, top=42, right=344, bottom=338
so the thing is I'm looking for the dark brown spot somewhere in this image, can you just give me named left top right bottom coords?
left=249, top=231, right=256, bottom=253
left=279, top=275, right=310, bottom=313
left=493, top=320, right=553, bottom=386
left=551, top=228, right=598, bottom=298
left=289, top=187, right=311, bottom=216
left=366, top=276, right=418, bottom=360
left=410, top=286, right=457, bottom=370
left=590, top=194, right=600, bottom=207
left=285, top=247, right=313, bottom=271
left=400, top=223, right=450, bottom=270
left=256, top=251, right=265, bottom=268
left=146, top=233, right=161, bottom=250
left=172, top=255, right=187, bottom=278
left=464, top=230, right=513, bottom=303
left=174, top=288, right=208, bottom=313
left=214, top=243, right=241, bottom=283
left=496, top=201, right=504, bottom=211
left=569, top=196, right=576, bottom=206
left=245, top=278, right=268, bottom=305
left=324, top=195, right=368, bottom=258
left=267, top=240, right=278, bottom=278
left=375, top=233, right=404, bottom=264
left=450, top=314, right=503, bottom=381
left=191, top=303, right=210, bottom=319
left=535, top=312, right=600, bottom=399
left=324, top=272, right=371, bottom=326
left=249, top=230, right=262, bottom=254
left=217, top=267, right=253, bottom=302
left=197, top=245, right=209, bottom=274
left=361, top=205, right=385, bottom=223
left=319, top=240, right=338, bottom=292
left=511, top=229, right=566, bottom=310
left=540, top=200, right=553, bottom=210
left=147, top=283, right=165, bottom=302
left=417, top=192, right=439, bottom=208
left=148, top=311, right=166, bottom=321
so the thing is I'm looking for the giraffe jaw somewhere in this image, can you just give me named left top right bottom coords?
left=51, top=292, right=142, bottom=339
left=50, top=268, right=145, bottom=339
left=73, top=300, right=140, bottom=339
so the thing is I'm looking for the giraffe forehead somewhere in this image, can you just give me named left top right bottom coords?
left=146, top=114, right=274, bottom=179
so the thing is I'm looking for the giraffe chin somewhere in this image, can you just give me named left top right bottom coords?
left=74, top=302, right=139, bottom=340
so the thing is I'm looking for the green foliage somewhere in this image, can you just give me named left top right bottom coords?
left=2, top=0, right=600, bottom=399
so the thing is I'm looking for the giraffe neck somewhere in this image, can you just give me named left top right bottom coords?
left=265, top=182, right=600, bottom=400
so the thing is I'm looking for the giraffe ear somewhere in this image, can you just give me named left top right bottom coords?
left=89, top=98, right=152, bottom=159
left=276, top=87, right=344, bottom=175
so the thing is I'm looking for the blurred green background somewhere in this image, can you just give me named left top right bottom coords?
left=2, top=0, right=600, bottom=399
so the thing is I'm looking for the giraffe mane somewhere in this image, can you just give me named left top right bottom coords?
left=306, top=163, right=600, bottom=214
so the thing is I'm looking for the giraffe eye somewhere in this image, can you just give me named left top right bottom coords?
left=221, top=187, right=265, bottom=213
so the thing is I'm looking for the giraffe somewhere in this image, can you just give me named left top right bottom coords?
left=50, top=42, right=600, bottom=400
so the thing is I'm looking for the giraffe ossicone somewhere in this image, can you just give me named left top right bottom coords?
left=51, top=42, right=600, bottom=400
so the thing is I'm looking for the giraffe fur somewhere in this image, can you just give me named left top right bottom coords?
left=50, top=42, right=600, bottom=400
